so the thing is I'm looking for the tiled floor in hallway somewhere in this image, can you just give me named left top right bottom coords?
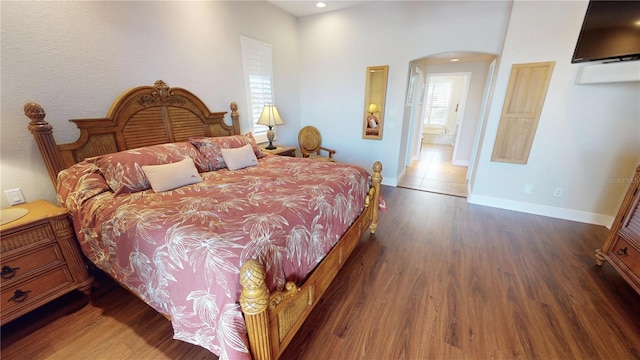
left=398, top=143, right=468, bottom=197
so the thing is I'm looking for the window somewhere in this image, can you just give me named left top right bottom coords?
left=424, top=78, right=453, bottom=126
left=241, top=36, right=274, bottom=143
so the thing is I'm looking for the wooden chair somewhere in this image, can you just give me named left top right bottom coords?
left=298, top=126, right=336, bottom=162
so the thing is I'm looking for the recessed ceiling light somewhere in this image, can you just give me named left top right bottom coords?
left=451, top=58, right=460, bottom=62
left=316, top=2, right=327, bottom=8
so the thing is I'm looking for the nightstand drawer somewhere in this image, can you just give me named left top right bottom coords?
left=1, top=265, right=74, bottom=315
left=611, top=236, right=640, bottom=275
left=1, top=223, right=55, bottom=253
left=1, top=243, right=65, bottom=286
left=0, top=200, right=93, bottom=325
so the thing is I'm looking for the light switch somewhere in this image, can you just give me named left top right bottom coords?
left=5, top=188, right=26, bottom=206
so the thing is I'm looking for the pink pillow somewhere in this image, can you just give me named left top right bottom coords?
left=190, top=133, right=263, bottom=170
left=94, top=142, right=211, bottom=194
left=221, top=144, right=259, bottom=170
left=142, top=158, right=202, bottom=192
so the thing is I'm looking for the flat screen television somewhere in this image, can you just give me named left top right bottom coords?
left=571, top=0, right=640, bottom=63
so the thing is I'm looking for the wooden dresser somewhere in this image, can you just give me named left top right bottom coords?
left=0, top=200, right=93, bottom=325
left=596, top=165, right=640, bottom=294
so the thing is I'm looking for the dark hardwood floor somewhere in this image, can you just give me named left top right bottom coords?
left=2, top=186, right=639, bottom=359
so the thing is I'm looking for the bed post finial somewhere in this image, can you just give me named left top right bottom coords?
left=370, top=161, right=383, bottom=234
left=239, top=259, right=273, bottom=360
left=24, top=102, right=65, bottom=188
left=24, top=102, right=47, bottom=123
left=239, top=259, right=269, bottom=314
left=229, top=102, right=241, bottom=135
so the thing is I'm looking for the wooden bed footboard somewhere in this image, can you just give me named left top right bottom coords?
left=240, top=161, right=382, bottom=360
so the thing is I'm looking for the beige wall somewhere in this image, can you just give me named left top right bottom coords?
left=0, top=1, right=300, bottom=207
left=297, top=1, right=512, bottom=182
left=469, top=0, right=640, bottom=225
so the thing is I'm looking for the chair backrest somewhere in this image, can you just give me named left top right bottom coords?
left=298, top=126, right=322, bottom=156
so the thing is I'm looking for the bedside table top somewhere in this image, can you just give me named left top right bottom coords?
left=259, top=144, right=296, bottom=156
left=0, top=200, right=68, bottom=232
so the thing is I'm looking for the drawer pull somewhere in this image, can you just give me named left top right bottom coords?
left=1, top=265, right=20, bottom=279
left=616, top=247, right=628, bottom=256
left=8, top=289, right=31, bottom=303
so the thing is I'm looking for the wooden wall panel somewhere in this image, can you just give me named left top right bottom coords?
left=491, top=61, right=555, bottom=164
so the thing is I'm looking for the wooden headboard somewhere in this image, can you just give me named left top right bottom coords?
left=24, top=80, right=241, bottom=186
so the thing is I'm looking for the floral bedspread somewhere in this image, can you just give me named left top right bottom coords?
left=57, top=155, right=370, bottom=359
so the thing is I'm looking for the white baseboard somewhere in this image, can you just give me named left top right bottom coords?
left=467, top=193, right=614, bottom=228
left=452, top=159, right=470, bottom=167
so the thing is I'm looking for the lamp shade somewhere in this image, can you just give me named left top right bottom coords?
left=368, top=103, right=379, bottom=113
left=257, top=104, right=284, bottom=127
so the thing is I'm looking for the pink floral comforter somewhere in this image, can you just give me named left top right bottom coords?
left=57, top=155, right=370, bottom=359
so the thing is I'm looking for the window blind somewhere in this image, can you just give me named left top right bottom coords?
left=424, top=80, right=452, bottom=126
left=241, top=36, right=274, bottom=140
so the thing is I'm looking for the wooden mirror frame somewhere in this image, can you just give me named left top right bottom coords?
left=362, top=65, right=389, bottom=140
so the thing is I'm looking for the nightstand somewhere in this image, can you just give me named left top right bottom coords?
left=260, top=144, right=297, bottom=157
left=0, top=200, right=93, bottom=325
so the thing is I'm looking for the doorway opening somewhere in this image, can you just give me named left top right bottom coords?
left=399, top=52, right=496, bottom=197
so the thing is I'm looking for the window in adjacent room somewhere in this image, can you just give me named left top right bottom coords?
left=241, top=36, right=274, bottom=143
left=424, top=78, right=453, bottom=127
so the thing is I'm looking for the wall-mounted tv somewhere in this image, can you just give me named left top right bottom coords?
left=571, top=0, right=640, bottom=63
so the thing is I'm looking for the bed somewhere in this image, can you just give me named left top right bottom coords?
left=23, top=80, right=382, bottom=360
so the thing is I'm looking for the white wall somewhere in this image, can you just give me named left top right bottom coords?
left=297, top=1, right=511, bottom=184
left=469, top=0, right=640, bottom=226
left=0, top=1, right=299, bottom=208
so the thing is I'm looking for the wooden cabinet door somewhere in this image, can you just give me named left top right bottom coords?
left=619, top=188, right=640, bottom=243
left=596, top=165, right=640, bottom=294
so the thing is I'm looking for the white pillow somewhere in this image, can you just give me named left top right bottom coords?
left=141, top=158, right=202, bottom=192
left=221, top=144, right=259, bottom=170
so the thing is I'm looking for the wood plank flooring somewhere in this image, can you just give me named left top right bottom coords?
left=2, top=186, right=640, bottom=359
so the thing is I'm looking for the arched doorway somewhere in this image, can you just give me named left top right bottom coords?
left=399, top=52, right=496, bottom=197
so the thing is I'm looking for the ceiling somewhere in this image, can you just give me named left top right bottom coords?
left=267, top=2, right=497, bottom=63
left=419, top=52, right=496, bottom=64
left=268, top=1, right=369, bottom=17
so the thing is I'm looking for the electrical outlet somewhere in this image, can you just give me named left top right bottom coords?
left=5, top=188, right=26, bottom=205
left=524, top=184, right=534, bottom=194
left=553, top=188, right=564, bottom=197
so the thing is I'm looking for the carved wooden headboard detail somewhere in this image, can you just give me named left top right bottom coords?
left=24, top=80, right=241, bottom=187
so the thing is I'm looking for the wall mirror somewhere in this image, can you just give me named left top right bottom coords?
left=362, top=65, right=389, bottom=140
